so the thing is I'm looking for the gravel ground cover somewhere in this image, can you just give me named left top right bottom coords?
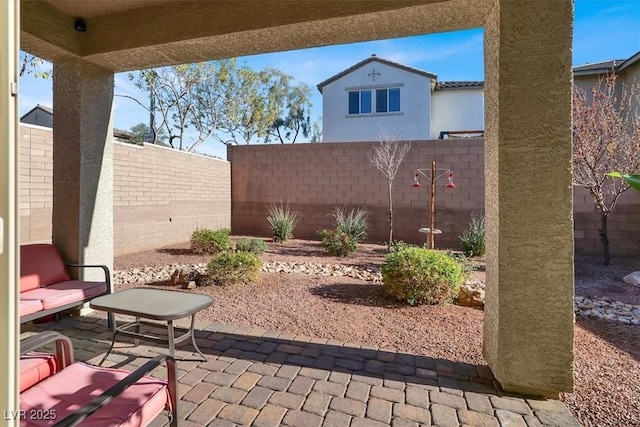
left=114, top=238, right=640, bottom=427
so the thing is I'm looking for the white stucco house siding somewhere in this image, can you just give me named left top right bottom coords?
left=430, top=87, right=484, bottom=139
left=319, top=57, right=435, bottom=142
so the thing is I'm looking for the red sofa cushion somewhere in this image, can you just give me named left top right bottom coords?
left=19, top=299, right=44, bottom=317
left=19, top=352, right=59, bottom=393
left=20, top=362, right=169, bottom=427
left=20, top=281, right=108, bottom=310
left=20, top=244, right=70, bottom=293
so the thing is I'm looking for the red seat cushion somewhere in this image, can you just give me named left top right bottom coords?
left=20, top=353, right=59, bottom=393
left=20, top=281, right=108, bottom=310
left=19, top=299, right=44, bottom=317
left=20, top=244, right=70, bottom=293
left=20, top=362, right=169, bottom=427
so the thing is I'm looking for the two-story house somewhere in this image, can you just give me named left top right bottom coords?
left=317, top=54, right=484, bottom=142
left=318, top=51, right=640, bottom=143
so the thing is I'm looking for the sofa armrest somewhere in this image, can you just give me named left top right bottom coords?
left=20, top=331, right=74, bottom=369
left=64, top=263, right=112, bottom=293
left=64, top=263, right=114, bottom=329
left=53, top=355, right=178, bottom=427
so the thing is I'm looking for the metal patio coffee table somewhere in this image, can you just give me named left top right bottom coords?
left=90, top=288, right=213, bottom=364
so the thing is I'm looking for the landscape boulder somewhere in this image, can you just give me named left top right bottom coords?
left=623, top=272, right=640, bottom=287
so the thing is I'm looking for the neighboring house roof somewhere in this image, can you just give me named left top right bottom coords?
left=113, top=129, right=134, bottom=140
left=316, top=54, right=438, bottom=93
left=436, top=81, right=484, bottom=90
left=573, top=50, right=640, bottom=76
left=20, top=105, right=132, bottom=141
left=20, top=104, right=53, bottom=119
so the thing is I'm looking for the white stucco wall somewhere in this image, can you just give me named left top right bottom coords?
left=430, top=88, right=484, bottom=139
left=321, top=60, right=433, bottom=142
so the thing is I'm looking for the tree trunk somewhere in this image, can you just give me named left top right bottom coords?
left=387, top=180, right=393, bottom=248
left=599, top=213, right=610, bottom=265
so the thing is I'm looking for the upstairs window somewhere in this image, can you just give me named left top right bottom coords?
left=376, top=88, right=401, bottom=113
left=348, top=87, right=400, bottom=115
left=348, top=90, right=372, bottom=114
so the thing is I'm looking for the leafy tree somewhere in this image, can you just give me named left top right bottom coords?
left=123, top=61, right=236, bottom=151
left=265, top=71, right=313, bottom=143
left=573, top=74, right=640, bottom=265
left=370, top=130, right=411, bottom=248
left=19, top=52, right=50, bottom=79
left=122, top=61, right=313, bottom=149
left=128, top=122, right=167, bottom=144
left=223, top=66, right=278, bottom=144
left=310, top=118, right=322, bottom=143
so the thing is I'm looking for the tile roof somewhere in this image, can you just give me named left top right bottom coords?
left=436, top=81, right=484, bottom=90
left=316, top=54, right=437, bottom=93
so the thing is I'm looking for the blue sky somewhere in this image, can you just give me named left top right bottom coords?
left=19, top=0, right=640, bottom=159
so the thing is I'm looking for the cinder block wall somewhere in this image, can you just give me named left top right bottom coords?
left=19, top=126, right=639, bottom=257
left=574, top=186, right=640, bottom=258
left=229, top=140, right=486, bottom=249
left=229, top=140, right=640, bottom=257
left=19, top=125, right=53, bottom=242
left=19, top=124, right=231, bottom=255
left=113, top=141, right=230, bottom=255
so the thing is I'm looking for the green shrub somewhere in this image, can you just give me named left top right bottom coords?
left=445, top=249, right=474, bottom=279
left=387, top=240, right=419, bottom=253
left=190, top=228, right=233, bottom=254
left=331, top=207, right=368, bottom=243
left=267, top=202, right=301, bottom=242
left=459, top=214, right=485, bottom=257
left=235, top=238, right=267, bottom=255
left=381, top=247, right=464, bottom=305
left=319, top=207, right=369, bottom=257
left=206, top=251, right=262, bottom=286
left=317, top=229, right=358, bottom=257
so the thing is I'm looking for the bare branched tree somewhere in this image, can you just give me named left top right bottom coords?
left=370, top=130, right=411, bottom=247
left=573, top=74, right=640, bottom=265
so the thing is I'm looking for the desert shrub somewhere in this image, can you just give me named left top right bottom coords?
left=459, top=214, right=485, bottom=257
left=191, top=228, right=232, bottom=254
left=381, top=247, right=464, bottom=305
left=332, top=207, right=369, bottom=243
left=235, top=238, right=267, bottom=255
left=387, top=240, right=419, bottom=253
left=317, top=229, right=358, bottom=257
left=267, top=202, right=301, bottom=242
left=445, top=249, right=474, bottom=279
left=206, top=251, right=262, bottom=286
left=319, top=207, right=369, bottom=257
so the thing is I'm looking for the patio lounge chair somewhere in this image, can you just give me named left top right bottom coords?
left=19, top=331, right=178, bottom=427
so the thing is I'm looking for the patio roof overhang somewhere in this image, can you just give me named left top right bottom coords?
left=21, top=0, right=487, bottom=72
left=7, top=0, right=575, bottom=407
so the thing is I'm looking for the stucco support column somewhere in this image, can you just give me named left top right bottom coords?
left=52, top=60, right=114, bottom=281
left=483, top=0, right=574, bottom=397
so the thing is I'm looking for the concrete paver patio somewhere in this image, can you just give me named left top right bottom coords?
left=23, top=313, right=579, bottom=427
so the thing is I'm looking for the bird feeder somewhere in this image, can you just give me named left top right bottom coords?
left=412, top=161, right=456, bottom=249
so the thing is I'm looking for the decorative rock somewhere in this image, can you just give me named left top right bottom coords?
left=186, top=281, right=197, bottom=290
left=574, top=295, right=640, bottom=325
left=458, top=281, right=485, bottom=308
left=623, top=272, right=640, bottom=286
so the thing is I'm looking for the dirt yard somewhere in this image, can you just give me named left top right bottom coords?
left=114, top=238, right=640, bottom=427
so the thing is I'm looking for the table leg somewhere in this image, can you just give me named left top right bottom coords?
left=134, top=316, right=140, bottom=347
left=99, top=315, right=118, bottom=366
left=167, top=320, right=175, bottom=358
left=189, top=314, right=208, bottom=361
